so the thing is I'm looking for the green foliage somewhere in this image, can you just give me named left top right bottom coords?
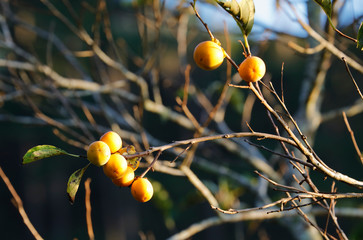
left=313, top=0, right=337, bottom=33
left=67, top=163, right=90, bottom=204
left=313, top=0, right=332, bottom=18
left=216, top=0, right=255, bottom=37
left=23, top=145, right=70, bottom=164
left=357, top=21, right=363, bottom=50
left=313, top=0, right=342, bottom=36
left=23, top=145, right=90, bottom=204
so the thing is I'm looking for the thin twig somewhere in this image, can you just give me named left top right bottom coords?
left=342, top=57, right=363, bottom=100
left=287, top=41, right=325, bottom=55
left=190, top=1, right=214, bottom=41
left=280, top=62, right=285, bottom=103
left=248, top=82, right=363, bottom=189
left=228, top=83, right=250, bottom=89
left=245, top=140, right=314, bottom=168
left=140, top=151, right=162, bottom=178
left=170, top=144, right=192, bottom=163
left=342, top=112, right=363, bottom=165
left=123, top=131, right=298, bottom=160
left=84, top=178, right=95, bottom=240
left=285, top=192, right=330, bottom=240
left=0, top=166, right=43, bottom=240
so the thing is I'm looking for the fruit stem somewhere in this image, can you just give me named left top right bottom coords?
left=243, top=34, right=251, bottom=57
left=66, top=152, right=87, bottom=159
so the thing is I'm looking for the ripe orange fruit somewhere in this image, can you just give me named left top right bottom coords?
left=131, top=177, right=153, bottom=202
left=238, top=56, right=266, bottom=82
left=193, top=41, right=225, bottom=70
left=112, top=166, right=135, bottom=187
left=87, top=141, right=111, bottom=167
left=100, top=131, right=122, bottom=153
left=103, top=153, right=128, bottom=179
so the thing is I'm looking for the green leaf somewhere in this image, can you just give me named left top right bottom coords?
left=357, top=21, right=363, bottom=50
left=313, top=0, right=337, bottom=31
left=216, top=0, right=255, bottom=36
left=23, top=145, right=68, bottom=164
left=313, top=0, right=332, bottom=18
left=67, top=163, right=90, bottom=204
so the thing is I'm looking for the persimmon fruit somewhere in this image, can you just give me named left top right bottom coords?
left=112, top=166, right=135, bottom=187
left=131, top=177, right=153, bottom=202
left=238, top=56, right=266, bottom=82
left=87, top=141, right=111, bottom=167
left=103, top=153, right=128, bottom=179
left=193, top=41, right=225, bottom=70
left=100, top=131, right=122, bottom=153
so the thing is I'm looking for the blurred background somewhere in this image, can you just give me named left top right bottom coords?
left=0, top=0, right=363, bottom=239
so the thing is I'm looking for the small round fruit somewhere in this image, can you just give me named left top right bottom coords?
left=100, top=131, right=122, bottom=153
left=131, top=177, right=153, bottom=203
left=103, top=153, right=128, bottom=179
left=87, top=141, right=111, bottom=167
left=112, top=166, right=135, bottom=187
left=238, top=56, right=266, bottom=82
left=193, top=41, right=225, bottom=70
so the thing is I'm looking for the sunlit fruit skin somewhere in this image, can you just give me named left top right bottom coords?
left=112, top=166, right=135, bottom=187
left=87, top=141, right=111, bottom=167
left=193, top=41, right=225, bottom=70
left=103, top=153, right=128, bottom=179
left=238, top=56, right=266, bottom=82
left=131, top=177, right=154, bottom=202
left=100, top=131, right=122, bottom=153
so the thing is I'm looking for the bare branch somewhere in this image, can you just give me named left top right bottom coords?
left=84, top=178, right=95, bottom=240
left=0, top=166, right=43, bottom=240
left=342, top=112, right=363, bottom=165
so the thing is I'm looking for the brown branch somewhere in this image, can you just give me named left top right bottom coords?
left=140, top=151, right=162, bottom=178
left=245, top=140, right=314, bottom=168
left=248, top=82, right=363, bottom=189
left=285, top=192, right=330, bottom=240
left=190, top=1, right=214, bottom=41
left=0, top=166, right=43, bottom=240
left=84, top=178, right=94, bottom=240
left=342, top=57, right=363, bottom=101
left=257, top=170, right=363, bottom=199
left=342, top=112, right=363, bottom=164
left=287, top=41, right=325, bottom=54
left=123, top=131, right=297, bottom=160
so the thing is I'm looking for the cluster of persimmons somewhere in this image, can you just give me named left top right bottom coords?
left=87, top=131, right=153, bottom=203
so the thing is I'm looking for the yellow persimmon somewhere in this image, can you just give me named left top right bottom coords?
left=87, top=141, right=111, bottom=167
left=112, top=166, right=135, bottom=187
left=238, top=56, right=266, bottom=82
left=100, top=131, right=122, bottom=153
left=131, top=177, right=153, bottom=203
left=193, top=41, right=225, bottom=70
left=103, top=153, right=128, bottom=179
